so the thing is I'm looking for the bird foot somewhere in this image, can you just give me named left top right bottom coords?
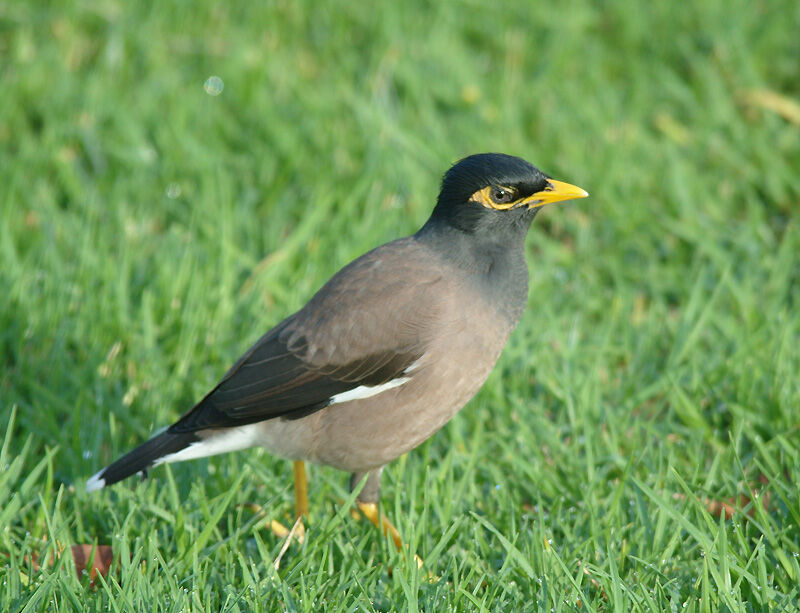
left=270, top=517, right=305, bottom=544
left=357, top=502, right=424, bottom=568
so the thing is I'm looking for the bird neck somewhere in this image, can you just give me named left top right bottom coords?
left=414, top=217, right=532, bottom=325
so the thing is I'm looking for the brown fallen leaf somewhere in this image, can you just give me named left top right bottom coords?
left=21, top=544, right=114, bottom=584
left=71, top=545, right=114, bottom=582
left=673, top=482, right=771, bottom=521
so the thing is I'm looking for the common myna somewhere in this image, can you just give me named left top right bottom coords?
left=86, top=153, right=587, bottom=548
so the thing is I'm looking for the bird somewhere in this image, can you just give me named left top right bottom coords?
left=86, top=152, right=588, bottom=551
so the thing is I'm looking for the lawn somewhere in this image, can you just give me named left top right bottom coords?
left=1, top=0, right=799, bottom=610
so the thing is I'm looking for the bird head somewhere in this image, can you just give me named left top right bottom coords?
left=429, top=153, right=588, bottom=234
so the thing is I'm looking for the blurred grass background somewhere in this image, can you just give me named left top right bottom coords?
left=1, top=0, right=799, bottom=610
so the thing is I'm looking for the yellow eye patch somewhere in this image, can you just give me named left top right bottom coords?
left=469, top=186, right=518, bottom=210
left=470, top=180, right=588, bottom=211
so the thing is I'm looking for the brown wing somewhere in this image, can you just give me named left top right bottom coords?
left=169, top=238, right=448, bottom=433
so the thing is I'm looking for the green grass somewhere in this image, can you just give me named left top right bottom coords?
left=2, top=0, right=799, bottom=610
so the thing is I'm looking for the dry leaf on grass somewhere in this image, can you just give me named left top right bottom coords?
left=739, top=89, right=800, bottom=126
left=70, top=545, right=114, bottom=581
left=673, top=476, right=771, bottom=521
left=20, top=544, right=114, bottom=584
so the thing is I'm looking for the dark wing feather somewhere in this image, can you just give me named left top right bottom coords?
left=169, top=238, right=447, bottom=434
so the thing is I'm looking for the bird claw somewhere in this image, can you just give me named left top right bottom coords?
left=270, top=519, right=290, bottom=539
left=270, top=517, right=305, bottom=544
left=357, top=502, right=424, bottom=568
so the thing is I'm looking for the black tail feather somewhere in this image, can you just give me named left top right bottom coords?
left=88, top=431, right=198, bottom=490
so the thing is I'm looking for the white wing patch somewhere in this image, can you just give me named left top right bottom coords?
left=328, top=356, right=423, bottom=406
left=328, top=377, right=410, bottom=405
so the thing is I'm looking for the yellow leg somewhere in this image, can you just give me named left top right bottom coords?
left=357, top=502, right=423, bottom=568
left=271, top=460, right=308, bottom=543
left=293, top=460, right=309, bottom=518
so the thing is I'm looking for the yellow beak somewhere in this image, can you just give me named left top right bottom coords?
left=520, top=179, right=589, bottom=208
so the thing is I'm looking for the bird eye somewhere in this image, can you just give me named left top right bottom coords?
left=490, top=186, right=514, bottom=204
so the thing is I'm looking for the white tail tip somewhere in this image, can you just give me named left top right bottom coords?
left=85, top=470, right=106, bottom=492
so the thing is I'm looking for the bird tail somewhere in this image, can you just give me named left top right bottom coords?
left=85, top=430, right=198, bottom=492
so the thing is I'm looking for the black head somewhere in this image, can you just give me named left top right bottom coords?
left=428, top=153, right=587, bottom=235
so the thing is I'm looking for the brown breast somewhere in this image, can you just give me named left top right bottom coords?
left=308, top=274, right=516, bottom=473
